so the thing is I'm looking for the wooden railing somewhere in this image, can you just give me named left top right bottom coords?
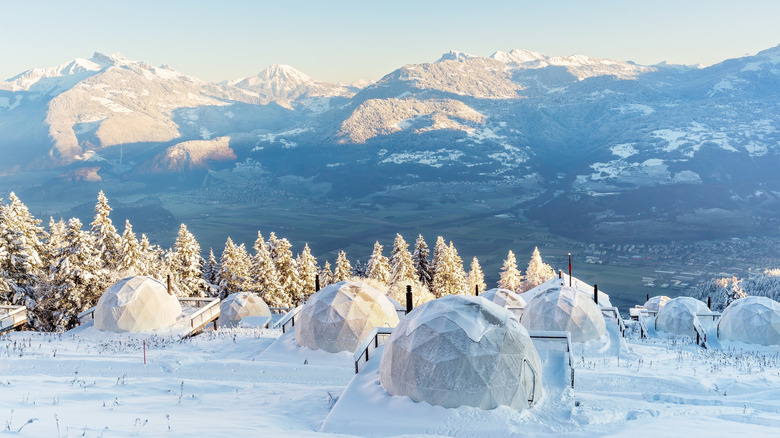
left=353, top=327, right=394, bottom=373
left=273, top=306, right=302, bottom=333
left=78, top=306, right=96, bottom=324
left=0, top=306, right=27, bottom=334
left=185, top=298, right=220, bottom=335
left=528, top=330, right=575, bottom=388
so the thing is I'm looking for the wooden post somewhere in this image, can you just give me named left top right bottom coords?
left=406, top=285, right=413, bottom=314
left=315, top=274, right=320, bottom=292
left=558, top=270, right=562, bottom=279
left=167, top=275, right=172, bottom=295
left=594, top=284, right=599, bottom=305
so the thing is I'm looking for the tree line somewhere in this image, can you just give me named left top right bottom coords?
left=0, top=191, right=556, bottom=332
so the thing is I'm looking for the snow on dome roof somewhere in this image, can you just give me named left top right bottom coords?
left=379, top=295, right=543, bottom=410
left=644, top=295, right=670, bottom=313
left=521, top=274, right=612, bottom=308
left=718, top=296, right=780, bottom=346
left=520, top=286, right=606, bottom=342
left=94, top=276, right=182, bottom=333
left=654, top=297, right=709, bottom=338
left=295, top=281, right=399, bottom=353
left=218, top=292, right=271, bottom=328
left=480, top=288, right=526, bottom=308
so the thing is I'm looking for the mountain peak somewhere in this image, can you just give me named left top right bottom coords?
left=437, top=50, right=478, bottom=63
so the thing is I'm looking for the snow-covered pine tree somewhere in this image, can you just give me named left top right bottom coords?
left=521, top=246, right=555, bottom=292
left=117, top=220, right=143, bottom=275
left=217, top=237, right=250, bottom=299
left=389, top=233, right=416, bottom=287
left=432, top=242, right=467, bottom=297
left=296, top=243, right=318, bottom=304
left=0, top=192, right=47, bottom=306
left=45, top=217, right=67, bottom=266
left=250, top=232, right=287, bottom=308
left=169, top=224, right=207, bottom=297
left=498, top=250, right=523, bottom=293
left=90, top=190, right=121, bottom=270
left=431, top=236, right=447, bottom=277
left=137, top=233, right=160, bottom=277
left=333, top=251, right=352, bottom=283
left=266, top=232, right=300, bottom=306
left=320, top=261, right=334, bottom=288
left=203, top=248, right=219, bottom=285
left=412, top=234, right=433, bottom=291
left=45, top=218, right=105, bottom=331
left=467, top=257, right=487, bottom=296
left=366, top=241, right=391, bottom=284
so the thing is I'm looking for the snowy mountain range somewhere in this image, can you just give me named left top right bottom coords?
left=2, top=45, right=780, bottom=240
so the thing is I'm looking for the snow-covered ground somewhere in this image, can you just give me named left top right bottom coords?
left=2, top=320, right=780, bottom=437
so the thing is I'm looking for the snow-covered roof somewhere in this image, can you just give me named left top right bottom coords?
left=718, top=296, right=780, bottom=346
left=94, top=276, right=182, bottom=333
left=295, top=281, right=399, bottom=353
left=521, top=273, right=612, bottom=308
left=379, top=295, right=543, bottom=410
left=520, top=285, right=606, bottom=342
left=479, top=288, right=526, bottom=308
left=655, top=297, right=710, bottom=338
left=218, top=292, right=271, bottom=328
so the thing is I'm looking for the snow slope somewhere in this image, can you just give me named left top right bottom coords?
left=2, top=319, right=780, bottom=437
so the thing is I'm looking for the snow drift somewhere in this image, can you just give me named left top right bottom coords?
left=655, top=297, right=710, bottom=338
left=379, top=295, right=543, bottom=410
left=295, top=280, right=399, bottom=353
left=94, top=276, right=182, bottom=333
left=520, top=285, right=606, bottom=342
left=718, top=296, right=780, bottom=346
left=218, top=292, right=271, bottom=328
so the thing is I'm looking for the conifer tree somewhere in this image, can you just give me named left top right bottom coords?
left=137, top=233, right=159, bottom=277
left=432, top=242, right=467, bottom=297
left=296, top=243, right=318, bottom=304
left=521, top=246, right=555, bottom=292
left=45, top=217, right=67, bottom=267
left=320, top=261, right=334, bottom=288
left=367, top=241, right=391, bottom=284
left=467, top=257, right=487, bottom=296
left=431, top=236, right=447, bottom=276
left=498, top=250, right=523, bottom=293
left=46, top=218, right=105, bottom=331
left=266, top=232, right=300, bottom=306
left=90, top=190, right=121, bottom=270
left=203, top=248, right=219, bottom=285
left=169, top=224, right=207, bottom=296
left=251, top=232, right=287, bottom=307
left=389, top=233, right=416, bottom=286
left=217, top=237, right=250, bottom=299
left=333, top=251, right=352, bottom=282
left=412, top=234, right=433, bottom=291
left=0, top=192, right=47, bottom=306
left=117, top=220, right=143, bottom=275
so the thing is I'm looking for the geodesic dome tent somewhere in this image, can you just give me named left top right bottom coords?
left=295, top=280, right=400, bottom=353
left=480, top=288, right=526, bottom=308
left=654, top=297, right=710, bottom=338
left=217, top=292, right=271, bottom=328
left=718, top=296, right=780, bottom=346
left=520, top=286, right=606, bottom=342
left=644, top=295, right=670, bottom=313
left=379, top=295, right=543, bottom=410
left=521, top=274, right=612, bottom=308
left=94, top=276, right=182, bottom=333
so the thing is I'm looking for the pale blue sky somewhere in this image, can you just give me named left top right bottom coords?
left=2, top=0, right=779, bottom=84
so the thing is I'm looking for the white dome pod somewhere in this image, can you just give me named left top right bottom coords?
left=379, top=295, right=543, bottom=410
left=644, top=295, right=670, bottom=313
left=654, top=297, right=709, bottom=337
left=94, top=276, right=182, bottom=333
left=520, top=286, right=606, bottom=342
left=718, top=296, right=780, bottom=346
left=521, top=274, right=612, bottom=308
left=480, top=288, right=526, bottom=308
left=218, top=292, right=271, bottom=328
left=295, top=280, right=399, bottom=353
